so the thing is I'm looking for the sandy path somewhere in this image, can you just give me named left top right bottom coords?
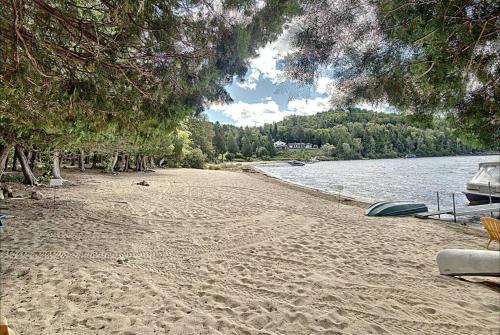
left=0, top=169, right=498, bottom=334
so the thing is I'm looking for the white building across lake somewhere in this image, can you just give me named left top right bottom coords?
left=273, top=141, right=287, bottom=150
left=274, top=141, right=317, bottom=150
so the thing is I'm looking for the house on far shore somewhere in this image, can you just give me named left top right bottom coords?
left=288, top=142, right=314, bottom=149
left=273, top=140, right=287, bottom=150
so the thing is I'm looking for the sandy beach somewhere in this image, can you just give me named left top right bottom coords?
left=0, top=168, right=499, bottom=334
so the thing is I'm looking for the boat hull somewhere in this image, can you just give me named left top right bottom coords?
left=464, top=192, right=500, bottom=205
left=437, top=249, right=500, bottom=277
left=287, top=160, right=306, bottom=166
left=365, top=201, right=428, bottom=217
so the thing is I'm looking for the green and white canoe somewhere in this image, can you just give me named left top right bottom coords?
left=365, top=201, right=428, bottom=217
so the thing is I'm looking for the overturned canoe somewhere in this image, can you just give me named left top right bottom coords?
left=437, top=249, right=500, bottom=277
left=365, top=201, right=428, bottom=216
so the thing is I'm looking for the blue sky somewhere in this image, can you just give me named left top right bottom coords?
left=205, top=30, right=338, bottom=126
left=205, top=29, right=390, bottom=127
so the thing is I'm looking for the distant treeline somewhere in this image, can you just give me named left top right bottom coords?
left=0, top=109, right=492, bottom=185
left=192, top=109, right=489, bottom=162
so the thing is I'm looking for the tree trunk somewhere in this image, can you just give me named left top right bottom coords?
left=149, top=157, right=155, bottom=168
left=135, top=155, right=140, bottom=172
left=136, top=155, right=144, bottom=172
left=26, top=150, right=32, bottom=167
left=111, top=151, right=119, bottom=172
left=15, top=145, right=38, bottom=186
left=4, top=151, right=10, bottom=171
left=91, top=152, right=98, bottom=169
left=0, top=144, right=11, bottom=179
left=12, top=149, right=18, bottom=171
left=122, top=154, right=129, bottom=172
left=51, top=151, right=62, bottom=179
left=29, top=149, right=38, bottom=171
left=116, top=153, right=124, bottom=172
left=127, top=155, right=132, bottom=171
left=79, top=149, right=85, bottom=172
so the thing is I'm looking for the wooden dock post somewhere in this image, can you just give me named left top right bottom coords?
left=489, top=182, right=493, bottom=217
left=452, top=193, right=457, bottom=223
left=436, top=192, right=440, bottom=218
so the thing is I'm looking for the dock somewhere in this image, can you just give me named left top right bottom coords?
left=415, top=203, right=500, bottom=219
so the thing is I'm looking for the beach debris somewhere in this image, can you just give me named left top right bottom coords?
left=117, top=257, right=129, bottom=264
left=242, top=167, right=257, bottom=173
left=1, top=186, right=13, bottom=198
left=31, top=191, right=43, bottom=200
left=16, top=269, right=30, bottom=279
left=136, top=180, right=150, bottom=186
left=49, top=178, right=63, bottom=187
left=0, top=192, right=3, bottom=200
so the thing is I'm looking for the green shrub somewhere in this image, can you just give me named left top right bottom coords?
left=183, top=148, right=206, bottom=169
left=0, top=173, right=22, bottom=182
left=256, top=146, right=268, bottom=158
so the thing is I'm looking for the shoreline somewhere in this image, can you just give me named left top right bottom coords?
left=250, top=164, right=368, bottom=208
left=247, top=164, right=489, bottom=237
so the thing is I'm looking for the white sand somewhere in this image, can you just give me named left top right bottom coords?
left=1, top=169, right=499, bottom=334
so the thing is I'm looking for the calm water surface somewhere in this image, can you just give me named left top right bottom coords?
left=257, top=155, right=500, bottom=211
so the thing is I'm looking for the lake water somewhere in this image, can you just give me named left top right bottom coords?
left=257, top=155, right=500, bottom=211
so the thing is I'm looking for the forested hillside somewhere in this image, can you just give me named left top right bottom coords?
left=188, top=109, right=491, bottom=163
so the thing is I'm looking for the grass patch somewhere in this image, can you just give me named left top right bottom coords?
left=207, top=162, right=242, bottom=170
left=0, top=173, right=23, bottom=183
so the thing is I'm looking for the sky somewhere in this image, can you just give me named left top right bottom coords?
left=205, top=29, right=390, bottom=127
left=205, top=30, right=335, bottom=127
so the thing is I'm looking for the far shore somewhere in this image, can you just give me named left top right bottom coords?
left=242, top=151, right=500, bottom=164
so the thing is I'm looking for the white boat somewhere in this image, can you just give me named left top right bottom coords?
left=436, top=249, right=500, bottom=277
left=463, top=161, right=500, bottom=204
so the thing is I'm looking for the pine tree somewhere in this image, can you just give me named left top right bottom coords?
left=241, top=137, right=253, bottom=158
left=213, top=122, right=227, bottom=162
left=227, top=132, right=239, bottom=155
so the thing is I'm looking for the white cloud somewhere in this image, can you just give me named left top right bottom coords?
left=236, top=80, right=257, bottom=90
left=210, top=100, right=283, bottom=127
left=356, top=101, right=395, bottom=113
left=315, top=77, right=335, bottom=94
left=235, top=68, right=260, bottom=90
left=249, top=48, right=283, bottom=83
left=210, top=96, right=334, bottom=127
left=287, top=97, right=331, bottom=116
left=246, top=29, right=295, bottom=84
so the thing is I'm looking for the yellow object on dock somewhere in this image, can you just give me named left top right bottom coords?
left=480, top=217, right=500, bottom=249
